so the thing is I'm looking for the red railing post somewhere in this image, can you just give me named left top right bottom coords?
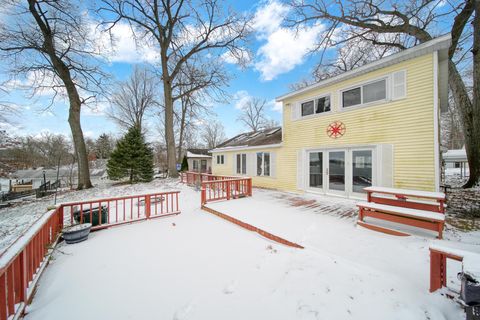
left=226, top=181, right=231, bottom=200
left=201, top=184, right=206, bottom=206
left=247, top=178, right=252, bottom=196
left=145, top=195, right=151, bottom=219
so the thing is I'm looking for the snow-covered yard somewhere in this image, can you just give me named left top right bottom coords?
left=18, top=181, right=479, bottom=319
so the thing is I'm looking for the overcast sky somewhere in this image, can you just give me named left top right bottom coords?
left=2, top=0, right=340, bottom=141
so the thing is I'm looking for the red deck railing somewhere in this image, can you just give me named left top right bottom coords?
left=0, top=190, right=181, bottom=320
left=180, top=172, right=237, bottom=185
left=200, top=178, right=252, bottom=205
left=0, top=207, right=63, bottom=320
left=180, top=171, right=252, bottom=205
left=61, top=191, right=180, bottom=231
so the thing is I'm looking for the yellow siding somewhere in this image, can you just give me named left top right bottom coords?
left=213, top=53, right=437, bottom=193
left=211, top=148, right=282, bottom=189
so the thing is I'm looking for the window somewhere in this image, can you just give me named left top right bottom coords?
left=216, top=155, right=224, bottom=164
left=342, top=79, right=387, bottom=108
left=201, top=160, right=207, bottom=172
left=342, top=87, right=361, bottom=108
left=192, top=160, right=198, bottom=170
left=256, top=152, right=270, bottom=176
left=236, top=153, right=246, bottom=174
left=301, top=95, right=331, bottom=117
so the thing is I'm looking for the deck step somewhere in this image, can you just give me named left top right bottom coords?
left=357, top=221, right=411, bottom=237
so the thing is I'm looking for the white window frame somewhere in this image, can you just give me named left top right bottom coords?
left=256, top=152, right=271, bottom=177
left=340, top=76, right=389, bottom=110
left=236, top=153, right=247, bottom=175
left=216, top=154, right=224, bottom=164
left=192, top=159, right=198, bottom=170
left=299, top=94, right=332, bottom=119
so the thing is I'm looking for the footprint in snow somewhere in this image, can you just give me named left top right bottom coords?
left=223, top=281, right=237, bottom=294
left=173, top=302, right=194, bottom=320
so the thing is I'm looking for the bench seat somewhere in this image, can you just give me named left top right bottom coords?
left=357, top=202, right=445, bottom=238
left=357, top=202, right=445, bottom=221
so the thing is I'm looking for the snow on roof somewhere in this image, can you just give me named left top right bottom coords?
left=186, top=151, right=211, bottom=158
left=213, top=127, right=282, bottom=150
left=443, top=149, right=467, bottom=162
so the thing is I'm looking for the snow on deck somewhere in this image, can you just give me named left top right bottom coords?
left=22, top=186, right=470, bottom=319
left=0, top=179, right=181, bottom=254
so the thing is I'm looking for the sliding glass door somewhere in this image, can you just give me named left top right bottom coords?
left=309, top=152, right=323, bottom=189
left=306, top=148, right=375, bottom=198
left=351, top=149, right=373, bottom=196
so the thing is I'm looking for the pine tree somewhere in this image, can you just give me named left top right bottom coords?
left=180, top=155, right=188, bottom=172
left=107, top=127, right=154, bottom=183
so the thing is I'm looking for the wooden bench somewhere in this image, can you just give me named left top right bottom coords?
left=429, top=243, right=480, bottom=292
left=357, top=202, right=446, bottom=238
left=364, top=186, right=446, bottom=213
left=357, top=187, right=446, bottom=238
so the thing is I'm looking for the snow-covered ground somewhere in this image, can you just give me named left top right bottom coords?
left=20, top=181, right=479, bottom=320
left=0, top=178, right=179, bottom=254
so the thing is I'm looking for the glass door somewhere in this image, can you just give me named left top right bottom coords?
left=327, top=151, right=346, bottom=195
left=351, top=149, right=373, bottom=196
left=309, top=152, right=323, bottom=190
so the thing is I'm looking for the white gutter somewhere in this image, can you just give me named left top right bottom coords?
left=210, top=143, right=283, bottom=153
left=276, top=34, right=451, bottom=102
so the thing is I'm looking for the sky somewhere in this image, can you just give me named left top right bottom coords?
left=0, top=0, right=332, bottom=142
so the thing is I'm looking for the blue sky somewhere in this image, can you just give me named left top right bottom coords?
left=1, top=0, right=333, bottom=141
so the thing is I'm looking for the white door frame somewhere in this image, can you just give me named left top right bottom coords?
left=304, top=145, right=378, bottom=198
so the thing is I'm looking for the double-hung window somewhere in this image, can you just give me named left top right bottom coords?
left=216, top=155, right=224, bottom=164
left=192, top=160, right=198, bottom=171
left=256, top=152, right=270, bottom=176
left=301, top=95, right=331, bottom=117
left=342, top=79, right=387, bottom=108
left=236, top=154, right=246, bottom=175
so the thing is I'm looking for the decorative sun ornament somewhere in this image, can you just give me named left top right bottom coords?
left=326, top=121, right=346, bottom=139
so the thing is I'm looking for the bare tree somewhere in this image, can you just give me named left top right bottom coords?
left=108, top=67, right=157, bottom=132
left=201, top=120, right=226, bottom=149
left=237, top=98, right=268, bottom=132
left=0, top=0, right=107, bottom=189
left=100, top=0, right=250, bottom=177
left=289, top=0, right=480, bottom=188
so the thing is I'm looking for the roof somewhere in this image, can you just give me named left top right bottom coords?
left=443, top=148, right=467, bottom=162
left=186, top=148, right=211, bottom=158
left=213, top=127, right=282, bottom=151
left=276, top=34, right=451, bottom=102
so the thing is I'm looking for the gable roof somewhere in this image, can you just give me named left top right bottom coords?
left=276, top=34, right=451, bottom=102
left=186, top=148, right=211, bottom=158
left=213, top=127, right=282, bottom=151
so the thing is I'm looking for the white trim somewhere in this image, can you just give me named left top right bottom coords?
left=433, top=51, right=440, bottom=192
left=276, top=34, right=451, bottom=102
left=210, top=143, right=282, bottom=153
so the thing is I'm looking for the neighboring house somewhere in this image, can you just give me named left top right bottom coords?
left=186, top=149, right=212, bottom=173
left=443, top=148, right=469, bottom=177
left=211, top=34, right=450, bottom=198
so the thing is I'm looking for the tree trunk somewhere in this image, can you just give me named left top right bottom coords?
left=163, top=79, right=178, bottom=178
left=462, top=1, right=480, bottom=187
left=28, top=0, right=92, bottom=190
left=68, top=100, right=92, bottom=189
left=177, top=102, right=187, bottom=161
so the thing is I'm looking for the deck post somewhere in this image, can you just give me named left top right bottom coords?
left=145, top=195, right=151, bottom=219
left=429, top=250, right=443, bottom=292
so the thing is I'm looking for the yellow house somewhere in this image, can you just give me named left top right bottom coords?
left=211, top=34, right=450, bottom=198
